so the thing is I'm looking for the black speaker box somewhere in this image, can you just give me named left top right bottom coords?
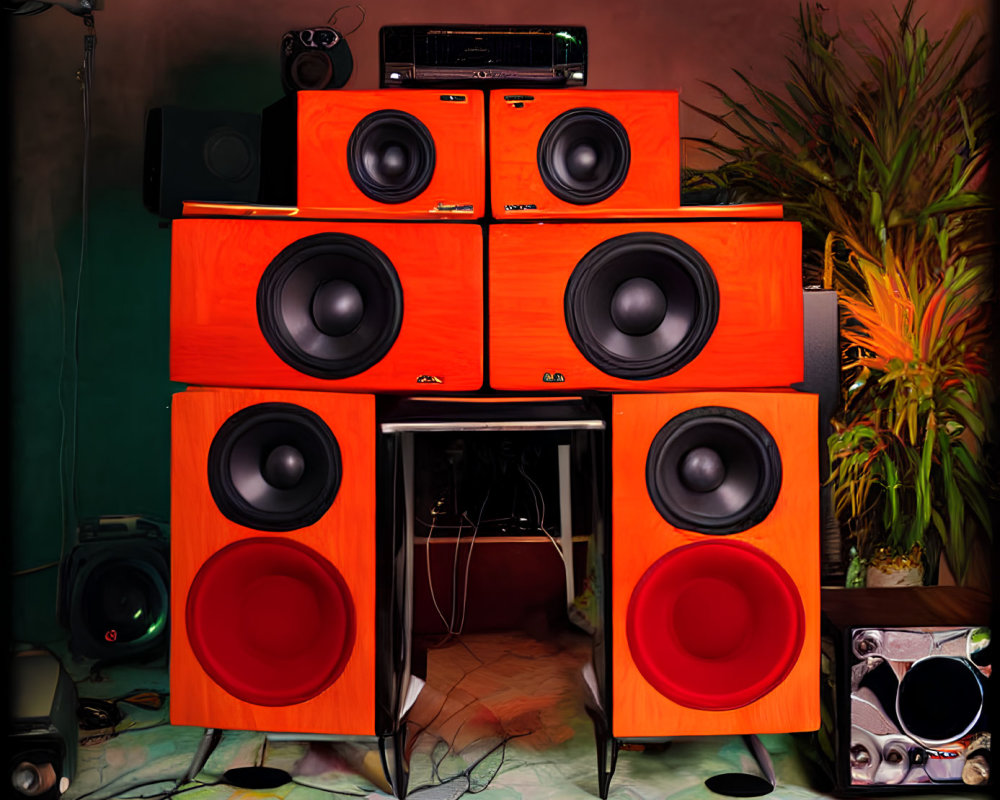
left=59, top=516, right=169, bottom=661
left=143, top=106, right=261, bottom=219
left=9, top=650, right=78, bottom=799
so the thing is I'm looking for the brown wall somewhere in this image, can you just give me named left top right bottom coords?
left=5, top=0, right=990, bottom=640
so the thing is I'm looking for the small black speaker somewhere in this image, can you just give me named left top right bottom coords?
left=280, top=27, right=354, bottom=94
left=142, top=106, right=261, bottom=219
left=59, top=516, right=169, bottom=661
left=9, top=650, right=78, bottom=799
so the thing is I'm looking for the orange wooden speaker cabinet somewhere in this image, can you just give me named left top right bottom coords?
left=171, top=387, right=376, bottom=733
left=489, top=221, right=803, bottom=391
left=490, top=90, right=679, bottom=218
left=170, top=218, right=484, bottom=392
left=611, top=391, right=819, bottom=737
left=267, top=90, right=485, bottom=218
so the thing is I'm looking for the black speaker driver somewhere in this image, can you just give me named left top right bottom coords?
left=207, top=402, right=343, bottom=532
left=564, top=233, right=719, bottom=379
left=79, top=560, right=168, bottom=652
left=537, top=107, right=630, bottom=204
left=645, top=407, right=782, bottom=534
left=257, top=233, right=404, bottom=379
left=347, top=110, right=436, bottom=204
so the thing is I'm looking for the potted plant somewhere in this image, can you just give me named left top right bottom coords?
left=682, top=1, right=993, bottom=585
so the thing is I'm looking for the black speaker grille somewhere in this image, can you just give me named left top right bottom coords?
left=645, top=407, right=782, bottom=534
left=207, top=403, right=342, bottom=532
left=347, top=110, right=436, bottom=204
left=257, top=233, right=404, bottom=379
left=537, top=107, right=630, bottom=204
left=564, top=233, right=719, bottom=379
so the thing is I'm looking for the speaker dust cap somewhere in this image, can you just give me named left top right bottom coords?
left=186, top=537, right=356, bottom=706
left=257, top=233, right=404, bottom=379
left=646, top=406, right=781, bottom=534
left=537, top=107, right=630, bottom=204
left=565, top=233, right=719, bottom=380
left=627, top=540, right=805, bottom=710
left=347, top=109, right=436, bottom=203
left=208, top=402, right=342, bottom=532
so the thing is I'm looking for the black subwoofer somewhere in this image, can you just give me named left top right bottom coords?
left=257, top=233, right=404, bottom=379
left=347, top=110, right=436, bottom=203
left=538, top=108, right=630, bottom=204
left=207, top=403, right=342, bottom=532
left=143, top=107, right=261, bottom=219
left=645, top=407, right=782, bottom=534
left=59, top=516, right=169, bottom=661
left=564, top=233, right=719, bottom=379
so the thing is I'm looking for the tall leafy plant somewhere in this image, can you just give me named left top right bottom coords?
left=684, top=2, right=993, bottom=583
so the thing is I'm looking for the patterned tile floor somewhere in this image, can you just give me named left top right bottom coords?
left=56, top=631, right=987, bottom=800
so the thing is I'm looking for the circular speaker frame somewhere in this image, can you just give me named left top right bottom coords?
left=207, top=402, right=342, bottom=532
left=564, top=233, right=719, bottom=380
left=347, top=110, right=436, bottom=204
left=537, top=107, right=630, bottom=204
left=185, top=537, right=356, bottom=706
left=257, top=233, right=404, bottom=379
left=646, top=406, right=781, bottom=534
left=895, top=655, right=985, bottom=746
left=626, top=540, right=805, bottom=711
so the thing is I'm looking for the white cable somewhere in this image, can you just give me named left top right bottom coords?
left=519, top=465, right=567, bottom=565
left=455, top=491, right=489, bottom=636
left=424, top=511, right=453, bottom=634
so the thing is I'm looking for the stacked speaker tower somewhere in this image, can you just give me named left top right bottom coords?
left=169, top=83, right=818, bottom=797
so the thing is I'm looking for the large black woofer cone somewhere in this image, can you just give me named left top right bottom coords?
left=257, top=233, right=403, bottom=379
left=347, top=110, right=436, bottom=204
left=538, top=108, right=630, bottom=204
left=564, top=233, right=719, bottom=379
left=208, top=402, right=342, bottom=532
left=646, top=407, right=781, bottom=534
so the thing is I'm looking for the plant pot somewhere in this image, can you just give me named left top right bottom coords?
left=865, top=562, right=925, bottom=587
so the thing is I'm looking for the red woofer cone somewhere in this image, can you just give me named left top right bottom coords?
left=186, top=537, right=356, bottom=706
left=627, top=540, right=804, bottom=710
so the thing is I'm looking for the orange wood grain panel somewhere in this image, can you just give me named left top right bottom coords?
left=170, top=388, right=377, bottom=734
left=490, top=90, right=680, bottom=218
left=296, top=90, right=486, bottom=219
left=170, top=218, right=484, bottom=392
left=610, top=391, right=820, bottom=737
left=181, top=201, right=784, bottom=221
left=488, top=221, right=803, bottom=391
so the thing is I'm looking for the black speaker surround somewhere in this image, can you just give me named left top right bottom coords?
left=207, top=403, right=343, bottom=532
left=143, top=106, right=261, bottom=219
left=538, top=107, right=630, bottom=204
left=346, top=110, right=436, bottom=204
left=645, top=406, right=782, bottom=535
left=564, top=233, right=719, bottom=380
left=256, top=233, right=404, bottom=379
